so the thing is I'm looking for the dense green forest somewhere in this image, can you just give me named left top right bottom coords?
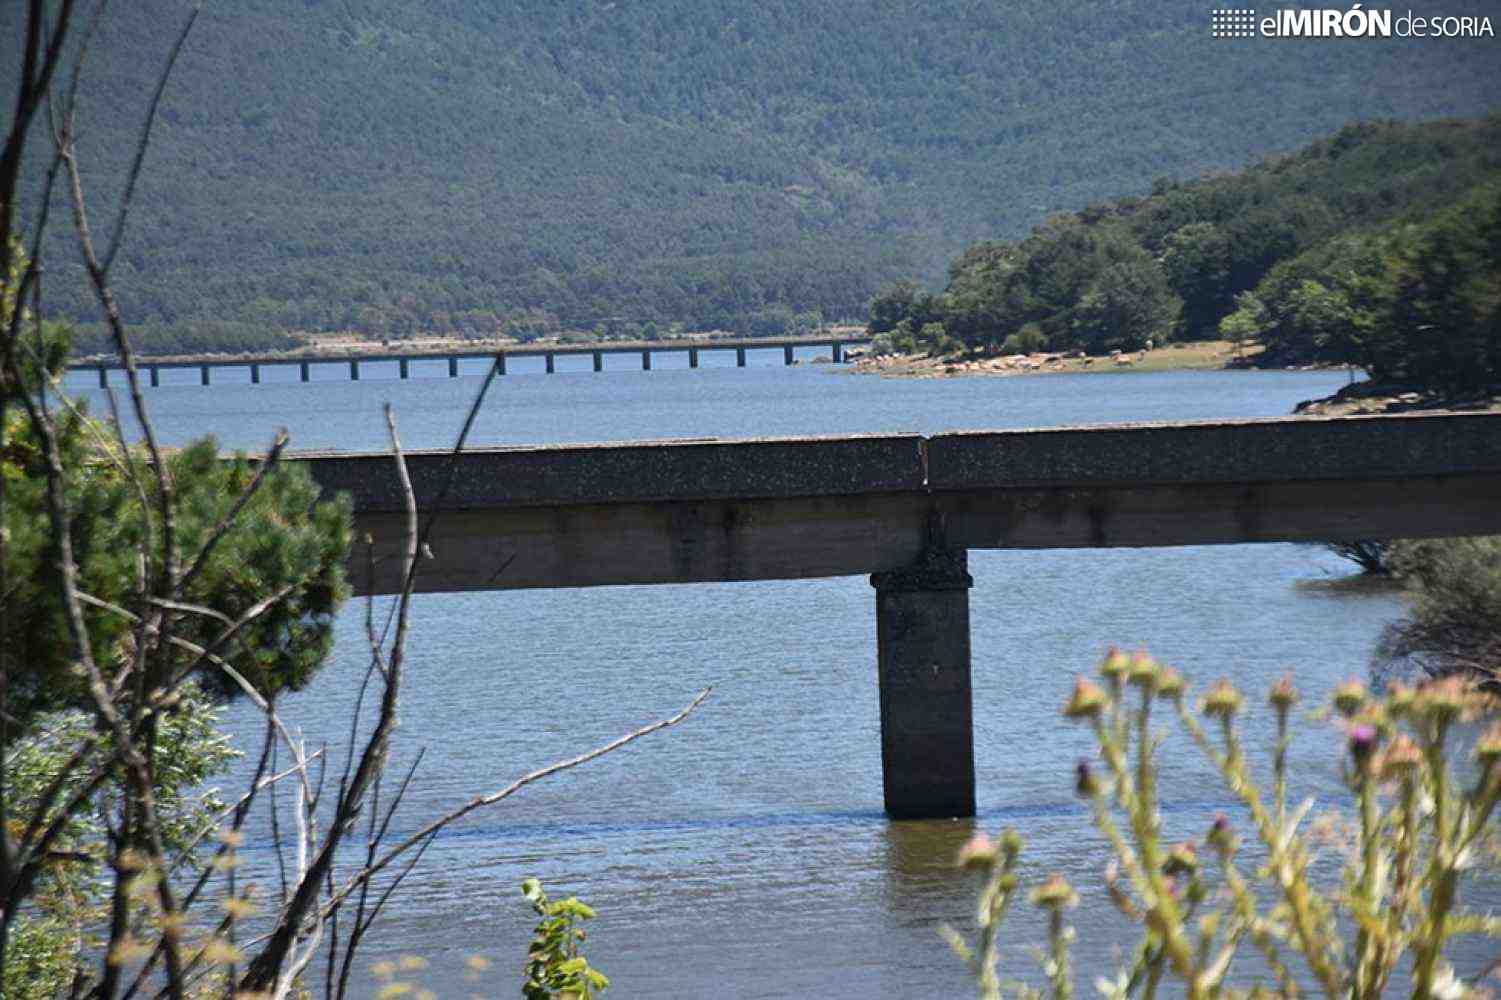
left=871, top=116, right=1501, bottom=384
left=6, top=1, right=1500, bottom=355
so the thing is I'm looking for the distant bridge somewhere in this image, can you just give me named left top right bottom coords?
left=71, top=334, right=872, bottom=387
left=291, top=411, right=1501, bottom=820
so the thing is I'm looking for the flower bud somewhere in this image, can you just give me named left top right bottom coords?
left=1207, top=812, right=1235, bottom=853
left=1201, top=679, right=1244, bottom=720
left=956, top=833, right=998, bottom=870
left=1376, top=734, right=1422, bottom=780
left=999, top=828, right=1024, bottom=860
left=1126, top=651, right=1160, bottom=691
left=1029, top=873, right=1078, bottom=910
left=1163, top=840, right=1198, bottom=876
left=1075, top=759, right=1100, bottom=798
left=1064, top=677, right=1109, bottom=719
left=1415, top=677, right=1467, bottom=726
left=1099, top=646, right=1131, bottom=681
left=1155, top=667, right=1185, bottom=700
left=1269, top=673, right=1298, bottom=711
left=1476, top=723, right=1501, bottom=765
left=1385, top=682, right=1416, bottom=719
left=1333, top=679, right=1368, bottom=718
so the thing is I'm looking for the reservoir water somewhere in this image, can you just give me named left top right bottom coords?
left=67, top=357, right=1498, bottom=996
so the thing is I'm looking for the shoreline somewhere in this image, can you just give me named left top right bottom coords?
left=840, top=340, right=1292, bottom=379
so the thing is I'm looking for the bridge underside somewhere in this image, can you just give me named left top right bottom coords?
left=346, top=473, right=1501, bottom=595
left=298, top=413, right=1501, bottom=821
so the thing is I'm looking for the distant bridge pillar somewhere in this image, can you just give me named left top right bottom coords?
left=149, top=366, right=160, bottom=388
left=300, top=361, right=311, bottom=382
left=642, top=350, right=652, bottom=371
left=736, top=347, right=746, bottom=367
left=593, top=351, right=603, bottom=372
left=870, top=544, right=975, bottom=820
left=688, top=347, right=699, bottom=368
left=496, top=353, right=507, bottom=376
left=399, top=358, right=410, bottom=379
left=97, top=366, right=108, bottom=389
left=250, top=363, right=261, bottom=384
left=448, top=357, right=459, bottom=378
left=832, top=342, right=843, bottom=364
left=200, top=365, right=211, bottom=386
left=784, top=345, right=795, bottom=366
left=349, top=360, right=360, bottom=381
left=545, top=353, right=555, bottom=375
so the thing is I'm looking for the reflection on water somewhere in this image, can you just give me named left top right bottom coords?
left=69, top=366, right=1498, bottom=996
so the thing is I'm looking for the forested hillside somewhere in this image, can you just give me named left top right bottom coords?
left=8, top=1, right=1501, bottom=352
left=869, top=116, right=1501, bottom=385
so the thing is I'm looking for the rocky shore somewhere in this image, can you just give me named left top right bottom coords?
left=1293, top=380, right=1501, bottom=416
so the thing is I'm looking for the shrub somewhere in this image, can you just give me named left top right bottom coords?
left=948, top=651, right=1501, bottom=998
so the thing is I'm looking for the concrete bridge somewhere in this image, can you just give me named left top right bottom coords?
left=293, top=411, right=1501, bottom=820
left=72, top=334, right=870, bottom=387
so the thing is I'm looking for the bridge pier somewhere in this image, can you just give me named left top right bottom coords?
left=200, top=365, right=211, bottom=386
left=250, top=363, right=261, bottom=384
left=688, top=347, right=699, bottom=368
left=97, top=366, right=107, bottom=388
left=832, top=342, right=843, bottom=364
left=496, top=353, right=507, bottom=376
left=300, top=361, right=311, bottom=382
left=784, top=345, right=794, bottom=366
left=736, top=347, right=746, bottom=367
left=149, top=366, right=159, bottom=387
left=593, top=351, right=603, bottom=372
left=349, top=360, right=360, bottom=381
left=871, top=546, right=976, bottom=820
left=642, top=350, right=652, bottom=371
left=448, top=357, right=459, bottom=378
left=545, top=353, right=555, bottom=375
left=399, top=358, right=410, bottom=379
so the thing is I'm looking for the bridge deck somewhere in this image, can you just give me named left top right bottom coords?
left=292, top=411, right=1501, bottom=596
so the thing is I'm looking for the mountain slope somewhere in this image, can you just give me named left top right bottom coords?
left=9, top=0, right=1501, bottom=346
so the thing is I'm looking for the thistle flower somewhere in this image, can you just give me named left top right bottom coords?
left=1348, top=723, right=1379, bottom=766
left=1030, top=873, right=1078, bottom=910
left=1156, top=666, right=1185, bottom=699
left=1333, top=679, right=1368, bottom=718
left=1202, top=679, right=1244, bottom=720
left=1064, top=677, right=1109, bottom=719
left=1269, top=673, right=1298, bottom=711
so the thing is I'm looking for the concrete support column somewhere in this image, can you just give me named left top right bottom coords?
left=97, top=367, right=108, bottom=388
left=300, top=361, right=311, bottom=382
left=448, top=357, right=459, bottom=378
left=832, top=342, right=844, bottom=364
left=736, top=347, right=747, bottom=367
left=496, top=353, right=507, bottom=376
left=250, top=363, right=261, bottom=384
left=200, top=365, right=211, bottom=386
left=642, top=350, right=652, bottom=371
left=870, top=546, right=976, bottom=820
left=349, top=360, right=360, bottom=381
left=399, top=358, right=410, bottom=379
left=149, top=366, right=160, bottom=387
left=593, top=351, right=603, bottom=372
left=688, top=347, right=699, bottom=368
left=545, top=353, right=555, bottom=374
left=784, top=344, right=795, bottom=365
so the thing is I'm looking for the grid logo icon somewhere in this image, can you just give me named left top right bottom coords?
left=1211, top=8, right=1258, bottom=37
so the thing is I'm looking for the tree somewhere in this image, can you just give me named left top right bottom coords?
left=1379, top=536, right=1501, bottom=682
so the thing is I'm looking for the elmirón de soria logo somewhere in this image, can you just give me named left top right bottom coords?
left=1211, top=5, right=1495, bottom=37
